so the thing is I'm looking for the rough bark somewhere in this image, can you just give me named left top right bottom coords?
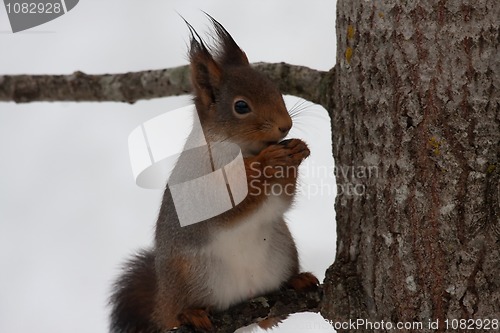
left=322, top=0, right=500, bottom=332
left=166, top=287, right=322, bottom=333
left=0, top=63, right=330, bottom=108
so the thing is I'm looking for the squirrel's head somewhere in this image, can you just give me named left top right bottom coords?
left=187, top=15, right=292, bottom=157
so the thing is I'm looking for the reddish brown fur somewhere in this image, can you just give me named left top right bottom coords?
left=178, top=309, right=213, bottom=332
left=110, top=15, right=317, bottom=333
left=287, top=272, right=320, bottom=291
left=258, top=316, right=287, bottom=330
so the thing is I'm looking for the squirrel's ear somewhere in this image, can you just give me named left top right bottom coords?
left=189, top=34, right=222, bottom=112
left=205, top=13, right=249, bottom=66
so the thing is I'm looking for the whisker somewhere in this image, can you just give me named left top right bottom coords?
left=287, top=99, right=314, bottom=120
left=287, top=98, right=304, bottom=114
left=288, top=98, right=309, bottom=113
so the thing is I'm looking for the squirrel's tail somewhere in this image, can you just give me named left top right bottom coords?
left=110, top=250, right=159, bottom=333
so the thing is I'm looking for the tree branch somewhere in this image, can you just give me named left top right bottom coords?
left=0, top=63, right=331, bottom=108
left=167, top=286, right=323, bottom=333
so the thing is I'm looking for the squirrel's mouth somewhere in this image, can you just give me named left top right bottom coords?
left=241, top=140, right=278, bottom=157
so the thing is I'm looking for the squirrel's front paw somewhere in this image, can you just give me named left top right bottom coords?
left=279, top=138, right=310, bottom=165
left=259, top=139, right=310, bottom=177
left=244, top=139, right=309, bottom=194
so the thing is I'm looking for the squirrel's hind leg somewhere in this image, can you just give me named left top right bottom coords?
left=287, top=272, right=320, bottom=291
left=178, top=308, right=213, bottom=332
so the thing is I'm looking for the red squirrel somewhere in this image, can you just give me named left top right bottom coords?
left=110, top=15, right=318, bottom=333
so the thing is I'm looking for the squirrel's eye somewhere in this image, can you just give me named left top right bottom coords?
left=234, top=100, right=251, bottom=115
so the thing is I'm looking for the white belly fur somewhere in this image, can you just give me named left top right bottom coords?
left=202, top=196, right=294, bottom=310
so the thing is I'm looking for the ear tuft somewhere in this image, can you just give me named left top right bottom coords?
left=181, top=15, right=222, bottom=113
left=203, top=11, right=249, bottom=66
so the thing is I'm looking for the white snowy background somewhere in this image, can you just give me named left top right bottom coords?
left=0, top=1, right=337, bottom=332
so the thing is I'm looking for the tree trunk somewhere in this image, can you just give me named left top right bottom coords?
left=321, top=0, right=500, bottom=332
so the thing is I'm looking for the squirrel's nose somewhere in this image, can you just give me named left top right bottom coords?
left=279, top=125, right=291, bottom=135
left=277, top=112, right=292, bottom=138
left=278, top=117, right=292, bottom=137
